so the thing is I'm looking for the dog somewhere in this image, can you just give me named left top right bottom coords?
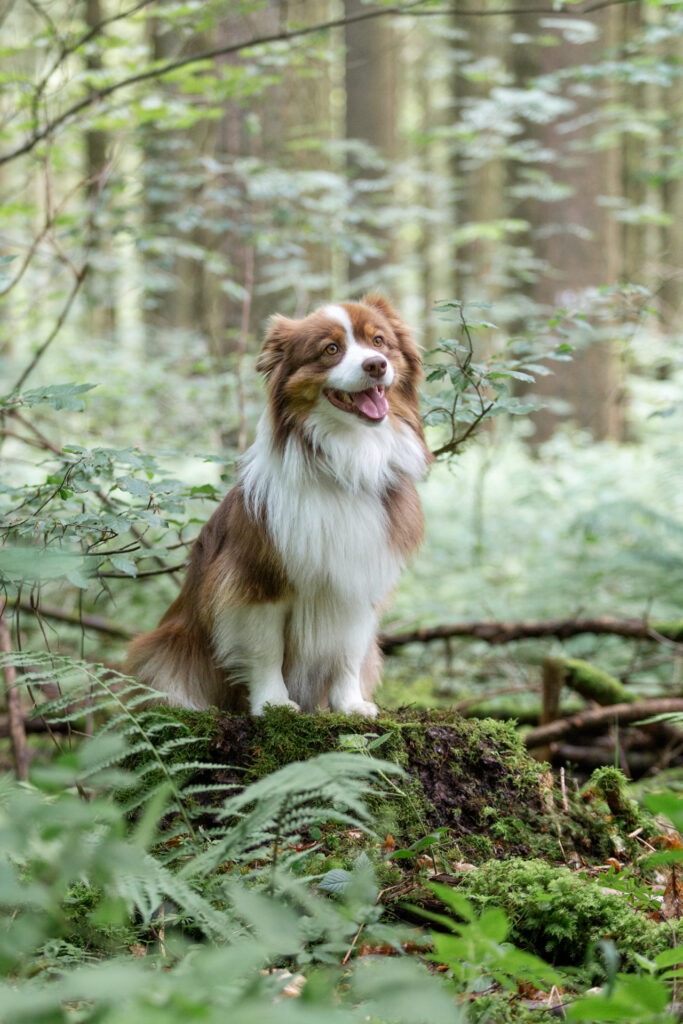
left=126, top=295, right=430, bottom=717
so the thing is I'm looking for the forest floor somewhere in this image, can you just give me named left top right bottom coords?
left=144, top=704, right=683, bottom=1021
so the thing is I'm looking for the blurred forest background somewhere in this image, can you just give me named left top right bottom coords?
left=1, top=0, right=683, bottom=744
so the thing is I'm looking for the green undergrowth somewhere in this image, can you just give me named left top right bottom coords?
left=1, top=663, right=682, bottom=1024
left=457, top=858, right=677, bottom=976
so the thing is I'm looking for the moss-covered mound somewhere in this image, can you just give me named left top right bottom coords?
left=156, top=705, right=650, bottom=864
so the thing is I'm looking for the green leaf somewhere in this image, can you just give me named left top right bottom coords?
left=116, top=475, right=153, bottom=497
left=5, top=383, right=97, bottom=412
left=318, top=868, right=353, bottom=895
left=390, top=828, right=449, bottom=860
left=643, top=791, right=683, bottom=832
left=109, top=555, right=138, bottom=577
left=0, top=546, right=90, bottom=587
left=565, top=973, right=673, bottom=1021
left=427, top=882, right=476, bottom=923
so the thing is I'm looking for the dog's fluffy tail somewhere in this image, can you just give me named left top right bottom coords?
left=125, top=612, right=246, bottom=713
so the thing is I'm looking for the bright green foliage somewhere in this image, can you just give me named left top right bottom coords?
left=456, top=858, right=675, bottom=973
left=0, top=694, right=448, bottom=1021
left=0, top=675, right=540, bottom=1024
left=423, top=302, right=560, bottom=457
left=420, top=882, right=564, bottom=993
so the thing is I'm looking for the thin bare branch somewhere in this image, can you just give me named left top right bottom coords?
left=11, top=264, right=88, bottom=392
left=0, top=0, right=637, bottom=168
left=5, top=597, right=135, bottom=641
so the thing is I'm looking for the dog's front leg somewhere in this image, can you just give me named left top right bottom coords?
left=213, top=603, right=299, bottom=715
left=327, top=617, right=379, bottom=718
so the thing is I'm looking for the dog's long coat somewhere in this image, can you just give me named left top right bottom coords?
left=126, top=295, right=430, bottom=716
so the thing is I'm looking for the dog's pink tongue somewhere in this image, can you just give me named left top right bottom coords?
left=353, top=387, right=388, bottom=420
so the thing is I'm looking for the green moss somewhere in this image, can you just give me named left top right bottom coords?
left=461, top=834, right=496, bottom=860
left=585, top=766, right=641, bottom=828
left=248, top=707, right=408, bottom=779
left=653, top=620, right=683, bottom=643
left=458, top=858, right=675, bottom=972
left=62, top=882, right=138, bottom=955
left=468, top=993, right=558, bottom=1024
left=560, top=657, right=634, bottom=706
left=154, top=705, right=220, bottom=756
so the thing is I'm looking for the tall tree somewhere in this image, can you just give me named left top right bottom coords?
left=507, top=8, right=626, bottom=442
left=83, top=0, right=118, bottom=340
left=451, top=5, right=509, bottom=305
left=344, top=0, right=398, bottom=288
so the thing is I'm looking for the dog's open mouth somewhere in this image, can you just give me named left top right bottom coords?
left=324, top=386, right=388, bottom=421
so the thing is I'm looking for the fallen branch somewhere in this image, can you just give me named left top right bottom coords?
left=552, top=744, right=657, bottom=772
left=12, top=602, right=682, bottom=658
left=524, top=698, right=683, bottom=749
left=545, top=656, right=634, bottom=707
left=379, top=615, right=683, bottom=652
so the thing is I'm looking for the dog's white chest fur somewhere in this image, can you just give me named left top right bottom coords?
left=241, top=407, right=427, bottom=593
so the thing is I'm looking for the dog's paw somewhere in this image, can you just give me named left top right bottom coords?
left=336, top=700, right=379, bottom=719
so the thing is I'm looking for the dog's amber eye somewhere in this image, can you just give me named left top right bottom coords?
left=372, top=335, right=384, bottom=347
left=325, top=342, right=339, bottom=355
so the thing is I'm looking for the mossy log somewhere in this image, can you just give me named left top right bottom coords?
left=544, top=656, right=634, bottom=708
left=157, top=705, right=652, bottom=865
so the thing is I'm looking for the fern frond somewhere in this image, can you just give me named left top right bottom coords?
left=183, top=752, right=403, bottom=880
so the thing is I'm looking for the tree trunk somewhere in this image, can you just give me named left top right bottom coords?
left=509, top=9, right=626, bottom=442
left=451, top=6, right=509, bottom=305
left=344, top=0, right=398, bottom=289
left=83, top=0, right=117, bottom=339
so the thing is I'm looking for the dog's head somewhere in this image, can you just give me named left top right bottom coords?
left=257, top=295, right=424, bottom=443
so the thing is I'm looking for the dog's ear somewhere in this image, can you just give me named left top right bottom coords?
left=256, top=314, right=296, bottom=378
left=361, top=294, right=399, bottom=322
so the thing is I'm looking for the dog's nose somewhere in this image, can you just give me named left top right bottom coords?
left=362, top=355, right=388, bottom=379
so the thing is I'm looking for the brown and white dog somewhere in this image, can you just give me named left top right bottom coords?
left=126, top=295, right=430, bottom=717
